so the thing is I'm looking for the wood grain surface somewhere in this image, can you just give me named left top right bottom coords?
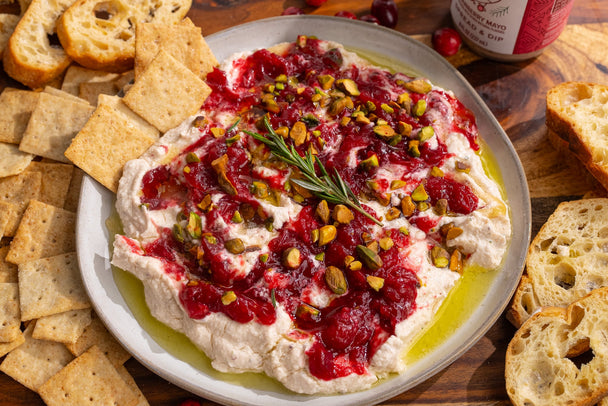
left=1, top=1, right=608, bottom=405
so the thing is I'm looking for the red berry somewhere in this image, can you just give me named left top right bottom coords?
left=371, top=0, right=398, bottom=28
left=306, top=0, right=328, bottom=6
left=281, top=6, right=304, bottom=15
left=360, top=14, right=380, bottom=24
left=179, top=400, right=201, bottom=406
left=432, top=27, right=462, bottom=57
left=334, top=10, right=357, bottom=19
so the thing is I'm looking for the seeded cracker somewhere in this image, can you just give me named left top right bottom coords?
left=0, top=142, right=34, bottom=178
left=123, top=49, right=212, bottom=133
left=64, top=101, right=159, bottom=193
left=17, top=252, right=90, bottom=321
left=38, top=345, right=139, bottom=406
left=0, top=88, right=40, bottom=145
left=5, top=200, right=75, bottom=265
left=32, top=308, right=92, bottom=344
left=25, top=161, right=74, bottom=207
left=0, top=246, right=17, bottom=282
left=63, top=167, right=84, bottom=212
left=134, top=22, right=217, bottom=79
left=18, top=92, right=95, bottom=163
left=0, top=283, right=20, bottom=342
left=65, top=315, right=131, bottom=367
left=0, top=322, right=74, bottom=392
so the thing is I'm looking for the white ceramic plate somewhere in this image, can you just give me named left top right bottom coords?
left=76, top=15, right=531, bottom=406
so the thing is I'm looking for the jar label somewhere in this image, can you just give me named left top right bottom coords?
left=450, top=0, right=574, bottom=55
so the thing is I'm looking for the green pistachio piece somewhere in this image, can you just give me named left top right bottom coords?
left=356, top=244, right=383, bottom=270
left=225, top=238, right=245, bottom=254
left=325, top=266, right=348, bottom=295
left=336, top=78, right=360, bottom=96
left=366, top=275, right=385, bottom=291
left=221, top=291, right=237, bottom=305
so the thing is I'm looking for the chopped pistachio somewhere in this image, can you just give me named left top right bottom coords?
left=210, top=127, right=225, bottom=138
left=275, top=74, right=288, bottom=83
left=275, top=82, right=285, bottom=91
left=413, top=99, right=427, bottom=116
left=366, top=240, right=379, bottom=253
left=355, top=114, right=371, bottom=125
left=401, top=196, right=416, bottom=216
left=359, top=154, right=379, bottom=171
left=275, top=126, right=289, bottom=138
left=336, top=78, right=360, bottom=96
left=434, top=198, right=448, bottom=216
left=311, top=93, right=323, bottom=103
left=390, top=179, right=407, bottom=190
left=449, top=249, right=464, bottom=273
left=318, top=225, right=337, bottom=246
left=282, top=247, right=302, bottom=268
left=311, top=228, right=320, bottom=243
left=399, top=226, right=409, bottom=235
left=332, top=204, right=354, bottom=224
left=211, top=154, right=237, bottom=195
left=397, top=121, right=413, bottom=137
left=411, top=183, right=429, bottom=202
left=314, top=252, right=325, bottom=261
left=379, top=237, right=394, bottom=250
left=418, top=201, right=430, bottom=211
left=419, top=126, right=435, bottom=143
left=430, top=166, right=444, bottom=177
left=183, top=166, right=191, bottom=174
left=259, top=253, right=269, bottom=263
left=328, top=97, right=352, bottom=116
left=381, top=103, right=394, bottom=114
left=403, top=79, right=432, bottom=94
left=262, top=97, right=281, bottom=113
left=193, top=116, right=208, bottom=129
left=231, top=210, right=243, bottom=223
left=388, top=134, right=402, bottom=146
left=408, top=140, right=421, bottom=157
left=373, top=124, right=396, bottom=140
left=385, top=207, right=401, bottom=221
left=325, top=266, right=348, bottom=294
left=340, top=116, right=351, bottom=126
left=186, top=212, right=202, bottom=239
left=446, top=226, right=464, bottom=240
left=289, top=121, right=308, bottom=146
left=172, top=223, right=185, bottom=243
left=225, top=238, right=245, bottom=254
left=252, top=181, right=269, bottom=198
left=240, top=203, right=255, bottom=221
left=348, top=260, right=362, bottom=271
left=221, top=291, right=237, bottom=305
left=203, top=233, right=217, bottom=244
left=317, top=74, right=335, bottom=90
left=397, top=92, right=411, bottom=108
left=356, top=244, right=383, bottom=270
left=296, top=303, right=320, bottom=318
left=186, top=152, right=200, bottom=163
left=315, top=200, right=331, bottom=224
left=367, top=275, right=385, bottom=291
left=431, top=245, right=450, bottom=268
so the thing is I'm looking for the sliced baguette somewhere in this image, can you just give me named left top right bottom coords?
left=506, top=287, right=608, bottom=406
left=2, top=0, right=77, bottom=89
left=0, top=14, right=19, bottom=59
left=56, top=0, right=192, bottom=72
left=546, top=82, right=608, bottom=190
left=506, top=274, right=541, bottom=328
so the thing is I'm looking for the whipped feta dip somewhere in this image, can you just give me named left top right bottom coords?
left=112, top=36, right=511, bottom=394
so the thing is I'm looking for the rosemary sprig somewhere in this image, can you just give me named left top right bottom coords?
left=244, top=117, right=383, bottom=226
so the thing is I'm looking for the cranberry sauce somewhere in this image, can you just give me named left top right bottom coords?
left=137, top=36, right=481, bottom=380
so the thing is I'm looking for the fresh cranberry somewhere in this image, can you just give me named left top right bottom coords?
left=371, top=0, right=398, bottom=28
left=179, top=400, right=201, bottom=406
left=281, top=6, right=304, bottom=15
left=306, top=0, right=328, bottom=6
left=432, top=27, right=462, bottom=57
left=335, top=10, right=357, bottom=19
left=360, top=14, right=380, bottom=24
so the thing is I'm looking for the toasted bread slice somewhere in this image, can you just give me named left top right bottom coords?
left=526, top=198, right=608, bottom=311
left=546, top=82, right=608, bottom=190
left=506, top=274, right=541, bottom=328
left=2, top=0, right=77, bottom=89
left=506, top=287, right=608, bottom=406
left=0, top=14, right=19, bottom=59
left=56, top=0, right=192, bottom=72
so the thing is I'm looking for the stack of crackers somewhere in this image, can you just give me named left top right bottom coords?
left=0, top=3, right=219, bottom=405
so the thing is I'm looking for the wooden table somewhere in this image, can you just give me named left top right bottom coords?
left=1, top=0, right=608, bottom=405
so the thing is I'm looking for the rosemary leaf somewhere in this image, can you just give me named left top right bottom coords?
left=245, top=117, right=382, bottom=226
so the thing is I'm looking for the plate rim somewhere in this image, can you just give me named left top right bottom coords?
left=75, top=14, right=531, bottom=406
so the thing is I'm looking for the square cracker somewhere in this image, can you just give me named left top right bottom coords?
left=65, top=314, right=131, bottom=367
left=18, top=92, right=95, bottom=163
left=43, top=86, right=91, bottom=106
left=17, top=252, right=90, bottom=321
left=64, top=102, right=158, bottom=193
left=0, top=171, right=42, bottom=237
left=0, top=282, right=20, bottom=342
left=0, top=246, right=18, bottom=283
left=0, top=142, right=34, bottom=178
left=38, top=345, right=139, bottom=406
left=115, top=363, right=150, bottom=406
left=123, top=49, right=212, bottom=133
left=135, top=22, right=217, bottom=80
left=0, top=322, right=74, bottom=391
left=6, top=200, right=75, bottom=265
left=32, top=308, right=92, bottom=344
left=0, top=88, right=40, bottom=144
left=63, top=167, right=84, bottom=212
left=60, top=65, right=120, bottom=97
left=0, top=329, right=25, bottom=358
left=25, top=161, right=74, bottom=207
